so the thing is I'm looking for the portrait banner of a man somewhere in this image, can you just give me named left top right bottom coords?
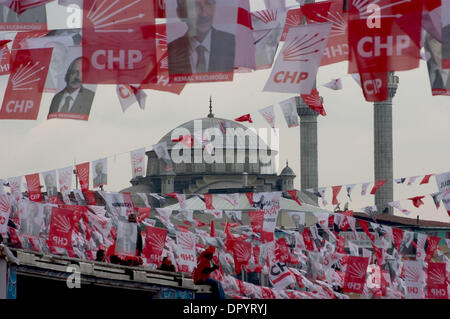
left=47, top=46, right=97, bottom=121
left=166, top=0, right=238, bottom=83
left=442, top=0, right=450, bottom=68
left=424, top=32, right=450, bottom=96
left=92, top=157, right=107, bottom=188
left=0, top=2, right=48, bottom=31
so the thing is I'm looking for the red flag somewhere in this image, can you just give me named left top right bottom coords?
left=82, top=190, right=96, bottom=206
left=248, top=210, right=264, bottom=236
left=0, top=48, right=52, bottom=120
left=75, top=162, right=89, bottom=192
left=3, top=0, right=54, bottom=14
left=427, top=262, right=448, bottom=299
left=392, top=228, right=404, bottom=251
left=143, top=226, right=167, bottom=266
left=210, top=220, right=215, bottom=237
left=332, top=185, right=342, bottom=205
left=301, top=89, right=326, bottom=116
left=287, top=190, right=302, bottom=206
left=425, top=236, right=441, bottom=263
left=370, top=180, right=387, bottom=195
left=359, top=71, right=389, bottom=102
left=25, top=173, right=42, bottom=202
left=280, top=7, right=304, bottom=41
left=47, top=207, right=77, bottom=257
left=335, top=234, right=346, bottom=254
left=343, top=256, right=369, bottom=294
left=358, top=219, right=375, bottom=242
left=302, top=227, right=315, bottom=251
left=204, top=193, right=214, bottom=210
left=140, top=24, right=185, bottom=94
left=232, top=240, right=252, bottom=274
left=137, top=207, right=151, bottom=223
left=409, top=196, right=425, bottom=208
left=82, top=0, right=157, bottom=84
left=0, top=44, right=11, bottom=76
left=153, top=0, right=166, bottom=18
left=245, top=192, right=254, bottom=205
left=235, top=114, right=253, bottom=123
left=301, top=0, right=348, bottom=65
left=420, top=174, right=433, bottom=185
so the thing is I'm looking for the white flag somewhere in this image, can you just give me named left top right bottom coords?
left=361, top=182, right=371, bottom=196
left=58, top=166, right=72, bottom=203
left=318, top=187, right=328, bottom=206
left=0, top=194, right=11, bottom=235
left=7, top=176, right=22, bottom=202
left=130, top=148, right=146, bottom=179
left=279, top=96, right=299, bottom=128
left=235, top=0, right=256, bottom=70
left=403, top=260, right=424, bottom=299
left=435, top=172, right=450, bottom=217
left=323, top=78, right=343, bottom=90
left=346, top=184, right=356, bottom=201
left=258, top=105, right=276, bottom=129
left=407, top=176, right=419, bottom=186
left=116, top=84, right=146, bottom=112
left=263, top=23, right=332, bottom=94
left=42, top=169, right=58, bottom=198
left=176, top=231, right=197, bottom=273
left=153, top=141, right=173, bottom=171
left=388, top=201, right=411, bottom=215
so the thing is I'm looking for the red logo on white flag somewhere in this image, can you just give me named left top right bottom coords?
left=0, top=48, right=52, bottom=120
left=281, top=8, right=303, bottom=42
left=0, top=195, right=11, bottom=234
left=264, top=23, right=332, bottom=94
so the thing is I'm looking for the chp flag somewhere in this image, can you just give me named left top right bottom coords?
left=47, top=207, right=77, bottom=257
left=25, top=173, right=42, bottom=202
left=176, top=231, right=196, bottom=273
left=0, top=194, right=11, bottom=235
left=130, top=148, right=146, bottom=179
left=82, top=0, right=157, bottom=84
left=343, top=255, right=369, bottom=294
left=0, top=48, right=52, bottom=120
left=264, top=23, right=332, bottom=94
left=348, top=0, right=422, bottom=74
left=427, top=262, right=448, bottom=299
left=143, top=226, right=167, bottom=266
left=301, top=0, right=349, bottom=66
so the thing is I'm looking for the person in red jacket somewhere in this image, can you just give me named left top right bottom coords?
left=193, top=246, right=225, bottom=299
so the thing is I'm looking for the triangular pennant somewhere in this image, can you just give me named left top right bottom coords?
left=370, top=180, right=387, bottom=195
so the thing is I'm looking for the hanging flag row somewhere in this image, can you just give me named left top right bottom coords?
left=0, top=0, right=449, bottom=122
left=1, top=185, right=448, bottom=299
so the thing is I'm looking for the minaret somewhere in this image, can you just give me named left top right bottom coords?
left=374, top=72, right=399, bottom=214
left=296, top=96, right=319, bottom=205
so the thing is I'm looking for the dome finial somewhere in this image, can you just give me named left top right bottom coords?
left=208, top=96, right=214, bottom=118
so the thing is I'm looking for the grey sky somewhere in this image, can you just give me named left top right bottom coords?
left=0, top=0, right=449, bottom=222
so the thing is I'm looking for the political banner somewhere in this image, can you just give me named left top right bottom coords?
left=166, top=0, right=238, bottom=83
left=92, top=158, right=107, bottom=188
left=0, top=2, right=48, bottom=31
left=75, top=162, right=89, bottom=192
left=302, top=0, right=348, bottom=66
left=176, top=230, right=196, bottom=273
left=264, top=23, right=332, bottom=94
left=435, top=171, right=450, bottom=216
left=115, top=221, right=137, bottom=257
left=25, top=173, right=42, bottom=202
left=130, top=148, right=146, bottom=179
left=343, top=256, right=369, bottom=294
left=143, top=226, right=167, bottom=266
left=82, top=0, right=157, bottom=84
left=427, top=262, right=448, bottom=299
left=0, top=48, right=52, bottom=120
left=47, top=206, right=77, bottom=256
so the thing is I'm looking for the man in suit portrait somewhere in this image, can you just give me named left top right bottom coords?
left=48, top=56, right=95, bottom=117
left=168, top=0, right=235, bottom=75
left=424, top=33, right=450, bottom=92
left=44, top=173, right=58, bottom=198
left=93, top=161, right=107, bottom=188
